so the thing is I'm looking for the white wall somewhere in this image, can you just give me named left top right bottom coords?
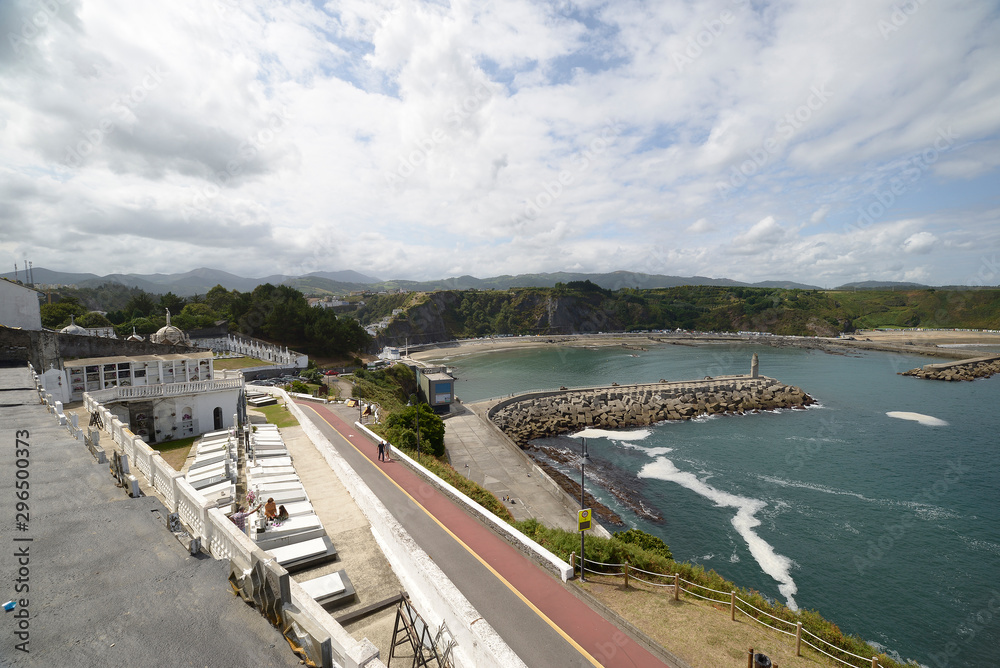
left=0, top=280, right=42, bottom=330
left=149, top=390, right=238, bottom=442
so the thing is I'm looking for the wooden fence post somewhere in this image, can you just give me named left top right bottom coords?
left=747, top=647, right=754, bottom=668
left=796, top=622, right=802, bottom=656
left=623, top=562, right=629, bottom=589
left=673, top=573, right=680, bottom=600
left=731, top=591, right=736, bottom=621
left=872, top=657, right=878, bottom=668
left=570, top=552, right=576, bottom=577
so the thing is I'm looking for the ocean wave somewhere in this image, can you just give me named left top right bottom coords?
left=759, top=475, right=956, bottom=517
left=620, top=442, right=673, bottom=456
left=886, top=411, right=949, bottom=427
left=960, top=536, right=1000, bottom=555
left=639, top=458, right=799, bottom=609
left=570, top=428, right=652, bottom=441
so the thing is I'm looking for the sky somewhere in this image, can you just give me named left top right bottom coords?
left=1, top=0, right=999, bottom=288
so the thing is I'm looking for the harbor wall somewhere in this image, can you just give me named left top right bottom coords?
left=901, top=354, right=1000, bottom=381
left=489, top=375, right=814, bottom=445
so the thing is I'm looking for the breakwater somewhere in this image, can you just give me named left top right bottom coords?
left=901, top=354, right=1000, bottom=381
left=489, top=375, right=815, bottom=446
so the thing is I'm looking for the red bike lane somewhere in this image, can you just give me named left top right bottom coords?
left=301, top=401, right=671, bottom=668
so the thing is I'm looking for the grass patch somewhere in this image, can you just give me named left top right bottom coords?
left=152, top=435, right=198, bottom=471
left=393, top=446, right=514, bottom=522
left=254, top=402, right=299, bottom=428
left=513, top=519, right=910, bottom=668
left=212, top=357, right=268, bottom=370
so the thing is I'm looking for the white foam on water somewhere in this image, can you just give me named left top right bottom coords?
left=570, top=428, right=651, bottom=441
left=640, top=457, right=799, bottom=609
left=886, top=411, right=949, bottom=427
left=620, top=442, right=673, bottom=456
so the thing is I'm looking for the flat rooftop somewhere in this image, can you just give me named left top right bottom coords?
left=64, top=350, right=214, bottom=366
left=0, top=366, right=300, bottom=667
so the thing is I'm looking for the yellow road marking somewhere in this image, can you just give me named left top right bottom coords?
left=300, top=404, right=602, bottom=667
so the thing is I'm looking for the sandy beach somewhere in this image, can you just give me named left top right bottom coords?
left=407, top=330, right=1000, bottom=363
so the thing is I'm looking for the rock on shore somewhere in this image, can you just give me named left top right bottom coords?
left=490, top=376, right=815, bottom=446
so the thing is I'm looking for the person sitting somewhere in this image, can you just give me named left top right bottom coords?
left=275, top=505, right=290, bottom=523
left=263, top=497, right=278, bottom=520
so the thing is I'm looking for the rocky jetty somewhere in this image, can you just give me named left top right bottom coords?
left=490, top=375, right=815, bottom=446
left=901, top=355, right=1000, bottom=381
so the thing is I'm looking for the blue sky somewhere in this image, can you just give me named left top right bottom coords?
left=1, top=0, right=998, bottom=287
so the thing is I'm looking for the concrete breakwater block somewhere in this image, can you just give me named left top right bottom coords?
left=901, top=357, right=1000, bottom=382
left=490, top=376, right=815, bottom=444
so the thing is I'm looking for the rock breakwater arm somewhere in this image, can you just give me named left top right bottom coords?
left=900, top=355, right=1000, bottom=381
left=489, top=375, right=815, bottom=446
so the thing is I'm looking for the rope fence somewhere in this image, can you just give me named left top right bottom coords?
left=572, top=553, right=884, bottom=668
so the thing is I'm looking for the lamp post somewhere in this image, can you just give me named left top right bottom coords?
left=407, top=395, right=422, bottom=460
left=580, top=436, right=592, bottom=581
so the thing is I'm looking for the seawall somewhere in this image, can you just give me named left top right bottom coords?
left=488, top=375, right=814, bottom=446
left=900, top=354, right=1000, bottom=381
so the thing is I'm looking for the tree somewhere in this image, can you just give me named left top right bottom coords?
left=384, top=403, right=445, bottom=457
left=77, top=312, right=113, bottom=328
left=159, top=292, right=186, bottom=316
left=124, top=292, right=156, bottom=318
left=206, top=284, right=236, bottom=314
left=40, top=298, right=87, bottom=328
left=172, top=303, right=220, bottom=330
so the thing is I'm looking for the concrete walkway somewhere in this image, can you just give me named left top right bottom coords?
left=442, top=402, right=584, bottom=533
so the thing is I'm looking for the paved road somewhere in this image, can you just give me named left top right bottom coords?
left=298, top=401, right=670, bottom=668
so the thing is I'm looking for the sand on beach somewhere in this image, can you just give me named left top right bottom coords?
left=406, top=334, right=655, bottom=361
left=855, top=329, right=1000, bottom=345
left=407, top=329, right=1000, bottom=362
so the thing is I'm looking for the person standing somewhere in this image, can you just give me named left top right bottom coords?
left=377, top=440, right=385, bottom=461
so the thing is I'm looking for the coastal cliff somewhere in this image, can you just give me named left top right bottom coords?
left=489, top=375, right=815, bottom=446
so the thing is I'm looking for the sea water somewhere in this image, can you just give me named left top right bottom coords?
left=432, top=343, right=1000, bottom=667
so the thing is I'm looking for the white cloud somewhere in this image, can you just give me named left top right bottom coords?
left=902, top=232, right=938, bottom=255
left=0, top=0, right=997, bottom=286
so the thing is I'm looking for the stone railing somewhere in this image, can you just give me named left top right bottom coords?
left=86, top=377, right=244, bottom=404
left=76, top=387, right=383, bottom=668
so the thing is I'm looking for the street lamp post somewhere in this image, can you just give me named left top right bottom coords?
left=580, top=437, right=591, bottom=581
left=408, top=395, right=422, bottom=460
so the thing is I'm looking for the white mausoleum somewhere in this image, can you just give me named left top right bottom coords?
left=50, top=350, right=243, bottom=444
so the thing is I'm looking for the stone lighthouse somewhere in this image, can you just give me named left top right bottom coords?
left=751, top=353, right=759, bottom=378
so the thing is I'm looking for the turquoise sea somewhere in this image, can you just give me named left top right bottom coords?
left=429, top=342, right=1000, bottom=667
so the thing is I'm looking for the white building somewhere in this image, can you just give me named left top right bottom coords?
left=0, top=279, right=42, bottom=330
left=54, top=350, right=243, bottom=443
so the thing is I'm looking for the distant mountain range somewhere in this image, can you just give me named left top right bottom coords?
left=0, top=267, right=383, bottom=296
left=3, top=266, right=963, bottom=296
